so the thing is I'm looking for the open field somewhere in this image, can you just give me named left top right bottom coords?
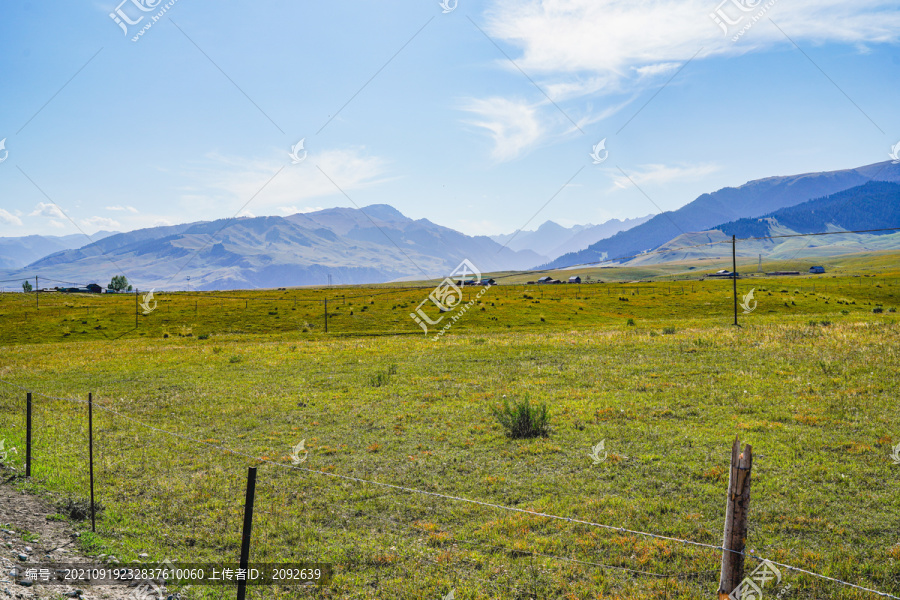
left=1, top=250, right=899, bottom=346
left=0, top=255, right=899, bottom=599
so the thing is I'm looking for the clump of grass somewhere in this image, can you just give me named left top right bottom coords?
left=197, top=334, right=209, bottom=340
left=61, top=497, right=104, bottom=521
left=626, top=318, right=635, bottom=326
left=873, top=307, right=884, bottom=314
left=662, top=326, right=676, bottom=335
left=491, top=397, right=551, bottom=439
left=228, top=355, right=242, bottom=363
left=370, top=364, right=398, bottom=387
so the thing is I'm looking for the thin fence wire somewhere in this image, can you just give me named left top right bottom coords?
left=0, top=379, right=896, bottom=598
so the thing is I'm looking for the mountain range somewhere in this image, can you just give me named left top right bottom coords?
left=490, top=215, right=653, bottom=259
left=544, top=161, right=900, bottom=268
left=3, top=206, right=548, bottom=291
left=2, top=160, right=899, bottom=290
left=0, top=231, right=117, bottom=270
left=625, top=180, right=900, bottom=266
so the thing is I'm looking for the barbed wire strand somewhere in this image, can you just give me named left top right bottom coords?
left=1, top=379, right=896, bottom=598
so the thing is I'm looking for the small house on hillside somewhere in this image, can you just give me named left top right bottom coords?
left=809, top=266, right=825, bottom=274
left=710, top=270, right=738, bottom=278
left=568, top=276, right=581, bottom=284
left=86, top=283, right=103, bottom=293
left=537, top=276, right=553, bottom=283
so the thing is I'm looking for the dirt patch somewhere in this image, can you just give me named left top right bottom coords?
left=0, top=479, right=173, bottom=600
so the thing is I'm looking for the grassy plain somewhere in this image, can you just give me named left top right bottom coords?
left=0, top=253, right=899, bottom=599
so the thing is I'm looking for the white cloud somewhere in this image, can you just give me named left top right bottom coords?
left=80, top=216, right=121, bottom=229
left=0, top=209, right=23, bottom=226
left=29, top=202, right=66, bottom=219
left=611, top=163, right=721, bottom=190
left=184, top=147, right=393, bottom=212
left=485, top=0, right=900, bottom=84
left=460, top=97, right=544, bottom=161
left=105, top=205, right=138, bottom=213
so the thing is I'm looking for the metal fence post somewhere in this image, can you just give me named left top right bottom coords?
left=25, top=393, right=32, bottom=477
left=88, top=393, right=96, bottom=532
left=237, top=466, right=257, bottom=600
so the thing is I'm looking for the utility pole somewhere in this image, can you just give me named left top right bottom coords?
left=135, top=288, right=139, bottom=328
left=35, top=276, right=38, bottom=309
left=732, top=235, right=738, bottom=327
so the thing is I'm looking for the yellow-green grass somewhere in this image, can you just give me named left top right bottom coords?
left=1, top=271, right=898, bottom=346
left=0, top=271, right=898, bottom=598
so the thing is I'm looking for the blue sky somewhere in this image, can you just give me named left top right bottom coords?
left=1, top=0, right=899, bottom=239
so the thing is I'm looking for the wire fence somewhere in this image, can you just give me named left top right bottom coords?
left=0, top=378, right=897, bottom=599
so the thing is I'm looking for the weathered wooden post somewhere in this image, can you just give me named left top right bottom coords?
left=718, top=436, right=753, bottom=599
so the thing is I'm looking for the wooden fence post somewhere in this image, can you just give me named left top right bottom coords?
left=718, top=436, right=753, bottom=599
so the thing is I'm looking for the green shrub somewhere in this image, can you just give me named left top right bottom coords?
left=662, top=327, right=676, bottom=335
left=229, top=355, right=242, bottom=363
left=873, top=307, right=884, bottom=314
left=370, top=364, right=398, bottom=387
left=491, top=397, right=551, bottom=439
left=626, top=318, right=635, bottom=326
left=61, top=497, right=104, bottom=521
left=197, top=334, right=209, bottom=340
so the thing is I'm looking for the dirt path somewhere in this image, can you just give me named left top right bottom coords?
left=0, top=480, right=173, bottom=600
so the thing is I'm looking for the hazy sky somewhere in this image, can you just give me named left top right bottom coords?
left=1, top=0, right=899, bottom=239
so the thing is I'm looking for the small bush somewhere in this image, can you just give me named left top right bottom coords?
left=662, top=327, right=676, bottom=335
left=229, top=355, right=242, bottom=363
left=197, top=334, right=209, bottom=340
left=491, top=397, right=551, bottom=439
left=889, top=308, right=897, bottom=313
left=840, top=310, right=850, bottom=315
left=62, top=498, right=104, bottom=521
left=873, top=307, right=884, bottom=314
left=626, top=318, right=635, bottom=326
left=212, top=347, right=223, bottom=354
